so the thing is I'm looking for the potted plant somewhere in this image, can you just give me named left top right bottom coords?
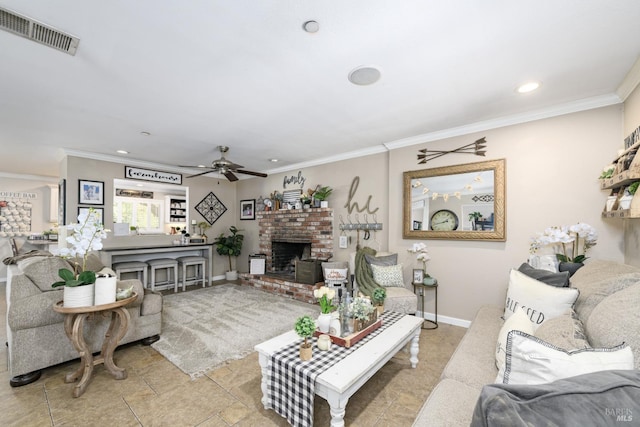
left=295, top=315, right=316, bottom=361
left=197, top=221, right=211, bottom=241
left=468, top=211, right=482, bottom=230
left=52, top=208, right=110, bottom=307
left=213, top=225, right=244, bottom=280
left=372, top=287, right=387, bottom=316
left=313, top=186, right=333, bottom=208
left=313, top=286, right=336, bottom=333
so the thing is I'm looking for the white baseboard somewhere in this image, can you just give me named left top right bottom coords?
left=415, top=310, right=471, bottom=329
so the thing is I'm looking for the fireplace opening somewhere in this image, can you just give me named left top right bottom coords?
left=270, top=241, right=311, bottom=275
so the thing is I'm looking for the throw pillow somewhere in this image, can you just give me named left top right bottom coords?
left=21, top=256, right=74, bottom=292
left=503, top=269, right=579, bottom=326
left=370, top=263, right=404, bottom=287
left=518, top=263, right=570, bottom=287
left=586, top=284, right=640, bottom=369
left=496, top=330, right=633, bottom=385
left=496, top=307, right=535, bottom=372
left=324, top=268, right=348, bottom=282
left=534, top=308, right=590, bottom=351
left=364, top=253, right=398, bottom=267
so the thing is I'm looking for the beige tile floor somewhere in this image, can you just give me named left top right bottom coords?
left=0, top=281, right=465, bottom=426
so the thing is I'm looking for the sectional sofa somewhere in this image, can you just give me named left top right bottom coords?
left=5, top=254, right=163, bottom=386
left=413, top=259, right=640, bottom=426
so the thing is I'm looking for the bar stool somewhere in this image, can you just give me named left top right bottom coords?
left=147, top=258, right=179, bottom=292
left=112, top=261, right=148, bottom=288
left=177, top=256, right=207, bottom=291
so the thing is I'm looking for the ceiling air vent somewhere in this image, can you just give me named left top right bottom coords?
left=0, top=6, right=79, bottom=55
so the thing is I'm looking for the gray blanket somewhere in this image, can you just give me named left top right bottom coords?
left=471, top=370, right=640, bottom=426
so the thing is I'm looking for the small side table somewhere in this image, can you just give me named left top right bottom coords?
left=412, top=281, right=438, bottom=329
left=53, top=293, right=137, bottom=397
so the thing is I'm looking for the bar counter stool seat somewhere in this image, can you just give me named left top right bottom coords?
left=112, top=261, right=148, bottom=288
left=147, top=258, right=179, bottom=292
left=177, top=256, right=207, bottom=291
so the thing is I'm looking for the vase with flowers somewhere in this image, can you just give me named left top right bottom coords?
left=52, top=208, right=110, bottom=307
left=530, top=223, right=597, bottom=276
left=408, top=242, right=435, bottom=285
left=314, top=286, right=336, bottom=333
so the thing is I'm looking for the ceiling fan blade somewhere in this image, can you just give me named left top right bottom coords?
left=186, top=169, right=215, bottom=178
left=224, top=171, right=239, bottom=182
left=236, top=169, right=268, bottom=178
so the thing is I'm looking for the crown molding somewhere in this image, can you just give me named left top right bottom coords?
left=0, top=171, right=59, bottom=182
left=616, top=56, right=640, bottom=102
left=384, top=93, right=622, bottom=150
left=63, top=149, right=198, bottom=175
left=64, top=93, right=622, bottom=176
left=265, top=145, right=388, bottom=175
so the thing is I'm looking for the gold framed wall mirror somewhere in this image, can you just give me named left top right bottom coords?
left=403, top=159, right=506, bottom=241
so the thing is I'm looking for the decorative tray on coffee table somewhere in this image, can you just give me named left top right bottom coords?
left=313, top=318, right=382, bottom=348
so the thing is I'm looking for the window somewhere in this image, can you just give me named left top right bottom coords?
left=113, top=197, right=163, bottom=233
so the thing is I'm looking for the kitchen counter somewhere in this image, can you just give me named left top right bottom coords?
left=99, top=243, right=214, bottom=288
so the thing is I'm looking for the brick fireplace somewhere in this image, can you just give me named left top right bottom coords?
left=258, top=208, right=333, bottom=273
left=239, top=208, right=334, bottom=303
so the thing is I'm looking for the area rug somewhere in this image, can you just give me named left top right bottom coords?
left=151, top=284, right=316, bottom=378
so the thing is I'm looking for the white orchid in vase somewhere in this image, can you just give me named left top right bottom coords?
left=408, top=242, right=431, bottom=274
left=52, top=208, right=109, bottom=288
left=530, top=223, right=597, bottom=264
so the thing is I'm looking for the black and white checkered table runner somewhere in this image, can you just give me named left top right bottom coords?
left=266, top=311, right=405, bottom=427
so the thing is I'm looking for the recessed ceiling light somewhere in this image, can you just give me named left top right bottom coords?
left=516, top=81, right=541, bottom=94
left=269, top=158, right=279, bottom=163
left=140, top=131, right=151, bottom=136
left=116, top=150, right=129, bottom=154
left=349, top=66, right=381, bottom=86
left=197, top=164, right=206, bottom=168
left=303, top=20, right=319, bottom=33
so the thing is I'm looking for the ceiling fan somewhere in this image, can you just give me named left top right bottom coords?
left=182, top=146, right=268, bottom=182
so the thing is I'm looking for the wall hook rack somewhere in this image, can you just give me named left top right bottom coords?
left=338, top=214, right=383, bottom=231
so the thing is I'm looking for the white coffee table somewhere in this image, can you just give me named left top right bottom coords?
left=255, top=314, right=423, bottom=427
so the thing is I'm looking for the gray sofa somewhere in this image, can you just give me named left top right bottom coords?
left=413, top=259, right=640, bottom=426
left=6, top=254, right=163, bottom=386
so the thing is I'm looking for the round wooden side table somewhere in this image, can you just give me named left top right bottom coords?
left=412, top=281, right=438, bottom=329
left=53, top=293, right=137, bottom=397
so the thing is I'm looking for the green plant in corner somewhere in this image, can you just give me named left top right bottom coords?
left=628, top=181, right=640, bottom=196
left=213, top=226, right=244, bottom=272
left=52, top=208, right=108, bottom=288
left=294, top=315, right=316, bottom=349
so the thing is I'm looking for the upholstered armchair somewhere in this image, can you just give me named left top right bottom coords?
left=349, top=248, right=417, bottom=314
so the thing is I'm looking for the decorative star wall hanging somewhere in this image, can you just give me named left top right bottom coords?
left=417, top=137, right=487, bottom=164
left=195, top=192, right=227, bottom=225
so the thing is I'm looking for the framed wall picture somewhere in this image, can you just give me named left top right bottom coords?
left=78, top=207, right=104, bottom=225
left=240, top=199, right=255, bottom=220
left=78, top=179, right=104, bottom=205
left=413, top=269, right=424, bottom=284
left=58, top=178, right=66, bottom=225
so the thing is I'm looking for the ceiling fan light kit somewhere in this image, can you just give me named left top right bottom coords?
left=183, top=146, right=268, bottom=181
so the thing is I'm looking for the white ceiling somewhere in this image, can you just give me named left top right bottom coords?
left=1, top=1, right=640, bottom=179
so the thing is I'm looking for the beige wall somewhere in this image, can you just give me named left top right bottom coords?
left=389, top=106, right=624, bottom=321
left=236, top=152, right=390, bottom=273
left=235, top=106, right=625, bottom=323
left=64, top=156, right=239, bottom=277
left=1, top=103, right=632, bottom=322
left=623, top=85, right=640, bottom=265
